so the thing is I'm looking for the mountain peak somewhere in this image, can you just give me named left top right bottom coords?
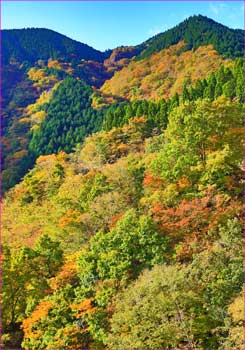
left=2, top=27, right=108, bottom=65
left=136, top=14, right=244, bottom=60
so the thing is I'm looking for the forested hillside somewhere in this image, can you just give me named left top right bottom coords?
left=2, top=15, right=244, bottom=193
left=100, top=42, right=232, bottom=100
left=2, top=14, right=244, bottom=350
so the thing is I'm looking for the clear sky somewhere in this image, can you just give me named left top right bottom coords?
left=2, top=1, right=244, bottom=51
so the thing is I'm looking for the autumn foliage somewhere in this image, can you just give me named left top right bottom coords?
left=2, top=17, right=244, bottom=350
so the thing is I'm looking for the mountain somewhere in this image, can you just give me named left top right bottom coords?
left=100, top=15, right=244, bottom=100
left=136, top=15, right=244, bottom=60
left=3, top=15, right=243, bottom=67
left=2, top=28, right=111, bottom=64
left=2, top=14, right=244, bottom=350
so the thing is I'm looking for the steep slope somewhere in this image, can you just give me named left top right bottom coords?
left=2, top=28, right=110, bottom=64
left=100, top=42, right=232, bottom=100
left=100, top=15, right=243, bottom=101
left=3, top=61, right=243, bottom=250
left=3, top=95, right=243, bottom=349
left=2, top=15, right=244, bottom=350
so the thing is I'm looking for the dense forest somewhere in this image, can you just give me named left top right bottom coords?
left=2, top=28, right=110, bottom=64
left=2, top=14, right=244, bottom=350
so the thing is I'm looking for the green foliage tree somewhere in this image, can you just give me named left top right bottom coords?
left=189, top=218, right=243, bottom=348
left=107, top=264, right=207, bottom=350
left=78, top=209, right=167, bottom=283
left=2, top=236, right=63, bottom=348
left=151, top=96, right=243, bottom=194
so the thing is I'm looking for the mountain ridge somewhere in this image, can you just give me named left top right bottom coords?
left=2, top=14, right=244, bottom=193
left=2, top=14, right=244, bottom=66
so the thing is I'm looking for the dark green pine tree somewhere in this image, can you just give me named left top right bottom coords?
left=170, top=92, right=179, bottom=110
left=182, top=84, right=190, bottom=102
left=203, top=73, right=216, bottom=100
left=223, top=79, right=236, bottom=99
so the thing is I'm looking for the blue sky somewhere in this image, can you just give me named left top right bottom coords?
left=2, top=1, right=244, bottom=51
